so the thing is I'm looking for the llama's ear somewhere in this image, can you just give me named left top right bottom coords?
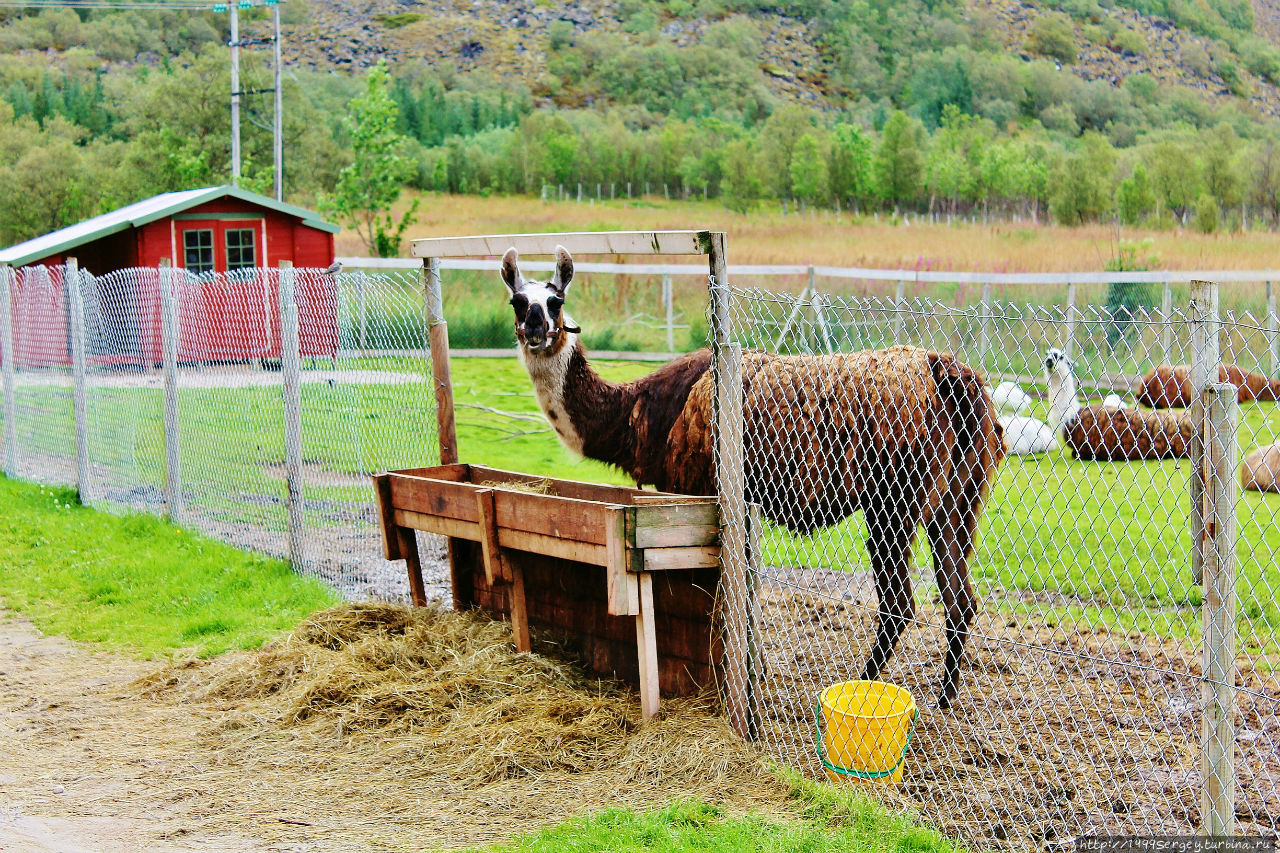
left=500, top=247, right=521, bottom=293
left=552, top=245, right=574, bottom=294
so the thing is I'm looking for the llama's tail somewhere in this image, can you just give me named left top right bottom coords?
left=930, top=354, right=1005, bottom=514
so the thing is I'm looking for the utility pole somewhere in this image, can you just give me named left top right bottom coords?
left=272, top=0, right=283, bottom=202
left=229, top=3, right=241, bottom=185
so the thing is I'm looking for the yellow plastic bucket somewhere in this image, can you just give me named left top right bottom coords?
left=815, top=680, right=918, bottom=785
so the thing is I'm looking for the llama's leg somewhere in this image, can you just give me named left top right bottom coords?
left=927, top=503, right=979, bottom=709
left=859, top=458, right=926, bottom=684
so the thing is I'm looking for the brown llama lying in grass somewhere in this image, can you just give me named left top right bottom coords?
left=1046, top=349, right=1193, bottom=461
left=1242, top=442, right=1280, bottom=493
left=1135, top=363, right=1280, bottom=408
left=500, top=246, right=1006, bottom=708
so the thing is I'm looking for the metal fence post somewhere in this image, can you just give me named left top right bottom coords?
left=159, top=259, right=182, bottom=523
left=893, top=278, right=906, bottom=341
left=1189, top=280, right=1220, bottom=585
left=423, top=257, right=458, bottom=466
left=1161, top=281, right=1173, bottom=365
left=1200, top=381, right=1237, bottom=836
left=1, top=264, right=16, bottom=478
left=979, top=281, right=992, bottom=366
left=663, top=274, right=674, bottom=353
left=1267, top=280, right=1278, bottom=376
left=66, top=258, right=90, bottom=501
left=706, top=231, right=755, bottom=740
left=278, top=261, right=305, bottom=568
left=1064, top=281, right=1078, bottom=360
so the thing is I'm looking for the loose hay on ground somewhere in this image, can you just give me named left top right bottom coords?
left=133, top=602, right=790, bottom=845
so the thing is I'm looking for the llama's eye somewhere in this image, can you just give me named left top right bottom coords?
left=547, top=295, right=563, bottom=314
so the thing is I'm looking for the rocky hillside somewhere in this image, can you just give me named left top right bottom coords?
left=271, top=0, right=1280, bottom=119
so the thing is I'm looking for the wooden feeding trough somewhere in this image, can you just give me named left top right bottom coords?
left=373, top=464, right=721, bottom=718
left=374, top=230, right=756, bottom=731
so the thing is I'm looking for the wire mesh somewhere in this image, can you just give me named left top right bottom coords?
left=711, top=278, right=1279, bottom=846
left=1, top=264, right=446, bottom=602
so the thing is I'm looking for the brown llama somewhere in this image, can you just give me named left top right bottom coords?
left=1045, top=348, right=1193, bottom=461
left=500, top=246, right=1006, bottom=708
left=1135, top=363, right=1280, bottom=408
left=1242, top=442, right=1280, bottom=493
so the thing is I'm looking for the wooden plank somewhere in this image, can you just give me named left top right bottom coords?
left=630, top=494, right=716, bottom=504
left=509, top=562, right=531, bottom=653
left=633, top=502, right=720, bottom=548
left=640, top=546, right=722, bottom=572
left=635, top=572, right=659, bottom=720
left=499, top=528, right=608, bottom=565
left=605, top=506, right=640, bottom=616
left=396, top=526, right=428, bottom=607
left=474, top=488, right=511, bottom=585
left=493, top=489, right=610, bottom=546
left=389, top=476, right=482, bottom=523
left=394, top=508, right=482, bottom=541
left=411, top=230, right=708, bottom=258
left=372, top=474, right=402, bottom=560
left=387, top=463, right=471, bottom=481
left=1200, top=382, right=1237, bottom=835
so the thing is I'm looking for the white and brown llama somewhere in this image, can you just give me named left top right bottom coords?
left=500, top=246, right=1006, bottom=708
left=1045, top=348, right=1193, bottom=460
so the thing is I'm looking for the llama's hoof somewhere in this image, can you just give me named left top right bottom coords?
left=937, top=694, right=952, bottom=710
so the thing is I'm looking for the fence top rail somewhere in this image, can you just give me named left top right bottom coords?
left=341, top=256, right=1277, bottom=285
left=409, top=230, right=719, bottom=258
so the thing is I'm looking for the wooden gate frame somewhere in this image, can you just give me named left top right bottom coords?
left=403, top=230, right=754, bottom=735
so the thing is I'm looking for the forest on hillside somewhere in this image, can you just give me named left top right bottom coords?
left=4, top=0, right=1280, bottom=251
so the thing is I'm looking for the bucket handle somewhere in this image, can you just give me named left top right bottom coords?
left=814, top=696, right=919, bottom=780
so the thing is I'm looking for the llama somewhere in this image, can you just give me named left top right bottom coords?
left=1046, top=348, right=1193, bottom=461
left=997, top=413, right=1058, bottom=454
left=992, top=381, right=1032, bottom=415
left=500, top=246, right=1006, bottom=707
left=1136, top=363, right=1280, bottom=408
left=1242, top=442, right=1280, bottom=493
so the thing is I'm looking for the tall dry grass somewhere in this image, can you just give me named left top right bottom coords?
left=340, top=192, right=1280, bottom=272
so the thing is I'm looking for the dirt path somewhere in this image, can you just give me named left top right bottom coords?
left=0, top=614, right=364, bottom=853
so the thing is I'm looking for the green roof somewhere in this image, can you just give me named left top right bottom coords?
left=0, top=185, right=340, bottom=268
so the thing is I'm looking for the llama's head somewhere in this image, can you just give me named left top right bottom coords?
left=1044, top=347, right=1073, bottom=381
left=500, top=245, right=578, bottom=356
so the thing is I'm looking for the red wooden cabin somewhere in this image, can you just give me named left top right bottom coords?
left=0, top=186, right=340, bottom=367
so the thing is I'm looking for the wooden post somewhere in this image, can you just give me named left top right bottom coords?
left=278, top=261, right=305, bottom=568
left=423, top=258, right=458, bottom=465
left=1064, top=281, right=1078, bottom=360
left=663, top=274, right=674, bottom=353
left=893, top=279, right=906, bottom=341
left=1190, top=280, right=1220, bottom=585
left=745, top=501, right=762, bottom=740
left=706, top=230, right=753, bottom=739
left=66, top=258, right=90, bottom=501
left=979, top=281, right=992, bottom=366
left=159, top=260, right=182, bottom=523
left=605, top=505, right=639, bottom=616
left=635, top=571, right=659, bottom=720
left=1268, top=280, right=1278, bottom=376
left=0, top=265, right=15, bottom=478
left=1161, top=281, right=1173, bottom=365
left=1200, top=381, right=1237, bottom=836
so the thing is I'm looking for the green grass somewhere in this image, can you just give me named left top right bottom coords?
left=0, top=476, right=339, bottom=656
left=475, top=770, right=959, bottom=853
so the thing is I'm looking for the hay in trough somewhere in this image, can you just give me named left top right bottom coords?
left=133, top=602, right=788, bottom=846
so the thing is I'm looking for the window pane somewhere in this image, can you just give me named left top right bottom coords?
left=183, top=229, right=213, bottom=274
left=226, top=228, right=256, bottom=271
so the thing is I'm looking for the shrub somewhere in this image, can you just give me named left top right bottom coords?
left=1112, top=26, right=1147, bottom=54
left=1026, top=13, right=1078, bottom=64
left=1193, top=193, right=1219, bottom=233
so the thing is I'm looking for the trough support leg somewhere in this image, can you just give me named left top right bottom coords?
left=635, top=572, right=659, bottom=720
left=395, top=526, right=428, bottom=607
left=508, top=561, right=530, bottom=654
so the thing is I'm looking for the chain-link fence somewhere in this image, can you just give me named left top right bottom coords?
left=708, top=277, right=1279, bottom=846
left=0, top=263, right=446, bottom=601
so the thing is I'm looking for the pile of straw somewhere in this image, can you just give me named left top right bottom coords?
left=137, top=603, right=787, bottom=845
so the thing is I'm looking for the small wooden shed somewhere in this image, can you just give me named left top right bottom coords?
left=0, top=186, right=340, bottom=366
